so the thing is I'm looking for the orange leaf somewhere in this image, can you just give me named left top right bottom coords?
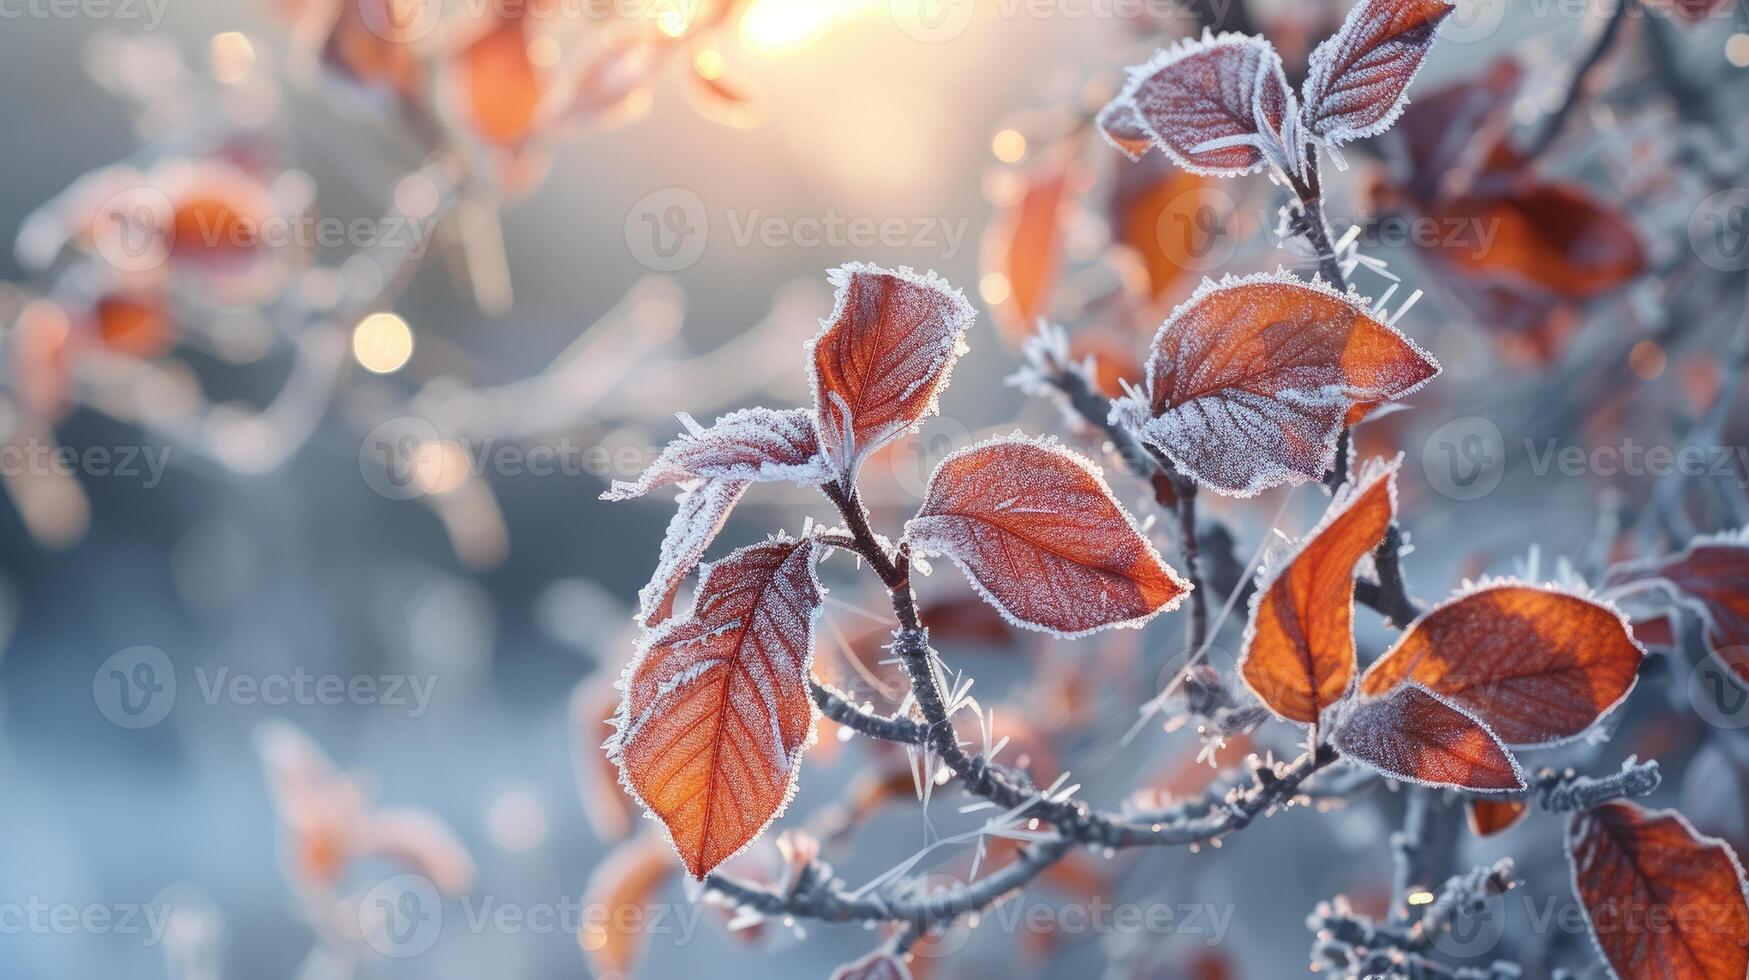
left=1359, top=583, right=1644, bottom=747
left=1467, top=798, right=1528, bottom=837
left=1332, top=684, right=1526, bottom=792
left=453, top=18, right=543, bottom=146
left=1241, top=456, right=1399, bottom=725
left=903, top=437, right=1188, bottom=637
left=1302, top=0, right=1455, bottom=144
left=1567, top=801, right=1749, bottom=980
left=580, top=832, right=680, bottom=975
left=1115, top=271, right=1438, bottom=496
left=1110, top=165, right=1224, bottom=306
left=981, top=164, right=1073, bottom=348
left=808, top=264, right=974, bottom=481
left=94, top=291, right=174, bottom=359
left=1098, top=32, right=1291, bottom=176
left=608, top=536, right=824, bottom=878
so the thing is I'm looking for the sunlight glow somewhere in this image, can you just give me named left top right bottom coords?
left=739, top=0, right=874, bottom=52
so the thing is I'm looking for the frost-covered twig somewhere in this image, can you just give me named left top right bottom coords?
left=1525, top=0, right=1635, bottom=160
left=1531, top=758, right=1662, bottom=813
left=810, top=679, right=924, bottom=745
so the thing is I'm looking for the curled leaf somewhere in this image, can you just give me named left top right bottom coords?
left=1606, top=528, right=1749, bottom=659
left=1099, top=31, right=1292, bottom=176
left=606, top=407, right=830, bottom=625
left=607, top=536, right=824, bottom=878
left=1333, top=684, right=1526, bottom=793
left=903, top=436, right=1188, bottom=637
left=1567, top=801, right=1749, bottom=980
left=1241, top=456, right=1399, bottom=725
left=808, top=264, right=974, bottom=482
left=1359, top=582, right=1645, bottom=747
left=604, top=407, right=830, bottom=502
left=1113, top=271, right=1438, bottom=497
left=1302, top=0, right=1455, bottom=145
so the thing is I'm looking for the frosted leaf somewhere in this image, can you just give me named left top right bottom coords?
left=1359, top=580, right=1645, bottom=748
left=1098, top=31, right=1294, bottom=178
left=1332, top=683, right=1525, bottom=793
left=902, top=435, right=1189, bottom=638
left=1301, top=0, right=1455, bottom=145
left=1566, top=801, right=1749, bottom=980
left=1603, top=526, right=1749, bottom=659
left=580, top=833, right=680, bottom=976
left=1114, top=270, right=1438, bottom=497
left=606, top=535, right=825, bottom=879
left=1239, top=456, right=1399, bottom=726
left=808, top=263, right=975, bottom=484
left=639, top=478, right=750, bottom=626
left=602, top=406, right=830, bottom=501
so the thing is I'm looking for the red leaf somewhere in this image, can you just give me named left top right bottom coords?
left=1467, top=798, right=1529, bottom=837
left=605, top=407, right=830, bottom=625
left=1099, top=31, right=1292, bottom=176
left=982, top=163, right=1075, bottom=347
left=1332, top=684, right=1526, bottom=792
left=1302, top=0, right=1455, bottom=145
left=1114, top=271, right=1438, bottom=496
left=1567, top=801, right=1749, bottom=980
left=831, top=950, right=913, bottom=980
left=903, top=437, right=1189, bottom=637
left=808, top=264, right=974, bottom=482
left=608, top=536, right=824, bottom=878
left=1606, top=529, right=1749, bottom=658
left=1359, top=583, right=1645, bottom=747
left=1241, top=457, right=1399, bottom=725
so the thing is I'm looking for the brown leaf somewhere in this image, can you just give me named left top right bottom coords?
left=903, top=436, right=1189, bottom=637
left=808, top=264, right=974, bottom=482
left=1099, top=32, right=1292, bottom=176
left=1359, top=582, right=1645, bottom=747
left=608, top=536, right=824, bottom=878
left=1115, top=271, right=1438, bottom=496
left=1301, top=0, right=1455, bottom=144
left=1606, top=530, right=1749, bottom=658
left=1241, top=457, right=1399, bottom=725
left=1567, top=801, right=1749, bottom=980
left=1332, top=684, right=1526, bottom=792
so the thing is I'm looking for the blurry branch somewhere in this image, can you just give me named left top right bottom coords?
left=1389, top=788, right=1432, bottom=924
left=1525, top=0, right=1636, bottom=160
left=1312, top=859, right=1522, bottom=979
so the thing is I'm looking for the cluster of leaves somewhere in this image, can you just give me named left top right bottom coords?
left=595, top=0, right=1749, bottom=977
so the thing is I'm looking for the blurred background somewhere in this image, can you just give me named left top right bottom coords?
left=2, top=0, right=1747, bottom=976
